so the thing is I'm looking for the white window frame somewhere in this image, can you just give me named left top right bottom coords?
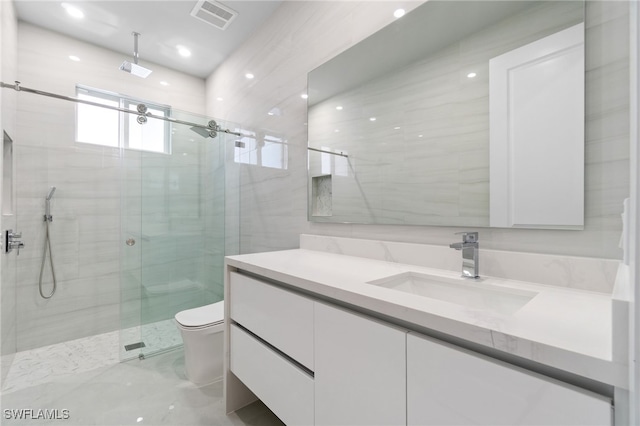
left=233, top=129, right=288, bottom=170
left=75, top=85, right=172, bottom=154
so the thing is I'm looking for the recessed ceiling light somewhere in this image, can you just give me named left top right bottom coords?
left=394, top=126, right=401, bottom=130
left=177, top=46, right=191, bottom=57
left=336, top=106, right=343, bottom=110
left=301, top=94, right=308, bottom=99
left=160, top=81, right=169, bottom=86
left=467, top=72, right=477, bottom=78
left=335, top=129, right=340, bottom=133
left=68, top=55, right=80, bottom=61
left=245, top=73, right=254, bottom=79
left=61, top=3, right=84, bottom=19
left=369, top=117, right=377, bottom=122
left=394, top=9, right=405, bottom=18
left=217, top=97, right=224, bottom=101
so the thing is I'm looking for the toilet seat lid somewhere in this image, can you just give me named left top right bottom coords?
left=175, top=301, right=224, bottom=328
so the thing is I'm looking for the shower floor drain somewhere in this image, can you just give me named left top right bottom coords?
left=124, top=342, right=146, bottom=351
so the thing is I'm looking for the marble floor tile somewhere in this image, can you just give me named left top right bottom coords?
left=2, top=331, right=120, bottom=394
left=3, top=319, right=185, bottom=394
left=1, top=346, right=283, bottom=426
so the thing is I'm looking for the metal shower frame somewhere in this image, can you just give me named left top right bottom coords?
left=0, top=80, right=241, bottom=138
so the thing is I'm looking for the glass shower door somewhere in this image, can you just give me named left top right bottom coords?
left=119, top=109, right=227, bottom=360
left=119, top=127, right=144, bottom=360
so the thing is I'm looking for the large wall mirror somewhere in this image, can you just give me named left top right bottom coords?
left=307, top=1, right=585, bottom=229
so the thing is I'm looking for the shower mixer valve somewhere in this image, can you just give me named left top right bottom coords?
left=5, top=229, right=24, bottom=255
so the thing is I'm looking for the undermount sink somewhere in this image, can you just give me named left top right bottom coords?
left=367, top=272, right=538, bottom=315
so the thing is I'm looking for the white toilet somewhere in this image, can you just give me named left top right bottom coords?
left=175, top=301, right=225, bottom=385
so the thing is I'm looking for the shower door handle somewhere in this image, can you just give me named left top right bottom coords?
left=5, top=229, right=25, bottom=255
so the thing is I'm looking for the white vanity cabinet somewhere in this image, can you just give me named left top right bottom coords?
left=229, top=272, right=314, bottom=369
left=228, top=272, right=314, bottom=425
left=407, top=332, right=612, bottom=426
left=314, top=302, right=407, bottom=426
left=226, top=268, right=614, bottom=426
left=229, top=324, right=314, bottom=425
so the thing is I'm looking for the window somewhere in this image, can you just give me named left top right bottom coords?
left=320, top=146, right=348, bottom=177
left=261, top=135, right=288, bottom=170
left=76, top=86, right=171, bottom=154
left=234, top=131, right=258, bottom=166
left=233, top=129, right=288, bottom=170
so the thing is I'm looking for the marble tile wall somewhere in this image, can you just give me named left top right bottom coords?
left=13, top=24, right=214, bottom=351
left=1, top=0, right=18, bottom=385
left=206, top=0, right=630, bottom=261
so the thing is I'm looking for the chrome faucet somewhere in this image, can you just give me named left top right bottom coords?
left=449, top=232, right=479, bottom=278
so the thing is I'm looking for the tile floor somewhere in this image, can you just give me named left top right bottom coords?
left=1, top=328, right=284, bottom=425
left=2, top=320, right=182, bottom=395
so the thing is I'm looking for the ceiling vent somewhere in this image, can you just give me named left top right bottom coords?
left=190, top=0, right=238, bottom=30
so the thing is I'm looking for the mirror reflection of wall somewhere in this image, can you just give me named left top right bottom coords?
left=307, top=1, right=585, bottom=228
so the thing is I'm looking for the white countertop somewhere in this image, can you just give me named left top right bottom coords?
left=226, top=248, right=627, bottom=388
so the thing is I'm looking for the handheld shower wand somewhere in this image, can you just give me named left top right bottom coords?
left=40, top=186, right=57, bottom=299
left=45, top=186, right=56, bottom=222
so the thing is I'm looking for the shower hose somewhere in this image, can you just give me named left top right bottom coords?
left=38, top=220, right=57, bottom=299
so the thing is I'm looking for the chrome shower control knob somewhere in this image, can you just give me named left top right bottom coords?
left=126, top=238, right=136, bottom=246
left=5, top=229, right=25, bottom=255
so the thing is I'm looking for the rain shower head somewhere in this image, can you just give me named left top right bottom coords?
left=120, top=61, right=152, bottom=78
left=120, top=32, right=152, bottom=78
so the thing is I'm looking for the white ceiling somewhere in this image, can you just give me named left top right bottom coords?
left=13, top=0, right=283, bottom=78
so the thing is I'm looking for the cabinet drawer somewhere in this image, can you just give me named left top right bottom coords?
left=230, top=324, right=314, bottom=426
left=407, top=332, right=612, bottom=425
left=230, top=272, right=314, bottom=369
left=315, top=302, right=407, bottom=426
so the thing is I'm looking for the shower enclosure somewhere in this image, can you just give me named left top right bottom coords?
left=3, top=82, right=238, bottom=364
left=119, top=108, right=235, bottom=360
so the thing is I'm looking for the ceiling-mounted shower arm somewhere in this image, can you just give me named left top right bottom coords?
left=120, top=32, right=152, bottom=78
left=132, top=31, right=141, bottom=65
